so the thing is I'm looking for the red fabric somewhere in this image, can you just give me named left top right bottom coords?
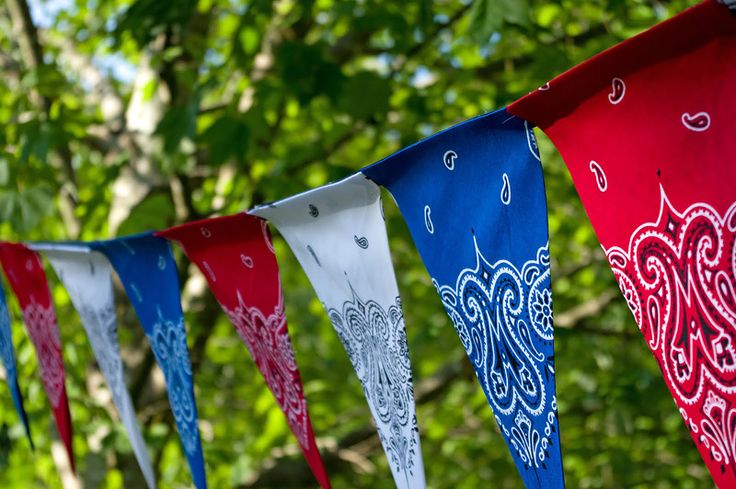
left=0, top=242, right=75, bottom=471
left=509, top=1, right=736, bottom=486
left=158, top=214, right=331, bottom=489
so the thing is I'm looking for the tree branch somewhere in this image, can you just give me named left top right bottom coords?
left=5, top=0, right=81, bottom=238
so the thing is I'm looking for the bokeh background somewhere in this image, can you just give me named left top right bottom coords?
left=0, top=0, right=713, bottom=487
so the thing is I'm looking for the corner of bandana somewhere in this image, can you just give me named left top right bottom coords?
left=433, top=239, right=563, bottom=488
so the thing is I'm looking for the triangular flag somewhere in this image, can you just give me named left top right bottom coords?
left=0, top=242, right=74, bottom=470
left=91, top=233, right=206, bottom=489
left=32, top=244, right=156, bottom=488
left=508, top=1, right=736, bottom=485
left=0, top=278, right=33, bottom=447
left=363, top=108, right=563, bottom=488
left=158, top=213, right=331, bottom=488
left=251, top=173, right=426, bottom=489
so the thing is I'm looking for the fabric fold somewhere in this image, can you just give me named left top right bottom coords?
left=0, top=279, right=33, bottom=447
left=0, top=242, right=74, bottom=470
left=507, top=1, right=736, bottom=486
left=31, top=244, right=156, bottom=488
left=362, top=108, right=563, bottom=488
left=157, top=213, right=331, bottom=489
left=251, top=173, right=426, bottom=489
left=91, top=233, right=206, bottom=489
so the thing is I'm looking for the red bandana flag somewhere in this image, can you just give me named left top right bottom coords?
left=158, top=214, right=331, bottom=489
left=0, top=243, right=75, bottom=471
left=509, top=1, right=736, bottom=485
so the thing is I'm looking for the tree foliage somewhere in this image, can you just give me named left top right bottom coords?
left=0, top=0, right=711, bottom=487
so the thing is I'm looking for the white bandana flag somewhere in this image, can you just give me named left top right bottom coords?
left=251, top=173, right=426, bottom=489
left=31, top=244, right=156, bottom=489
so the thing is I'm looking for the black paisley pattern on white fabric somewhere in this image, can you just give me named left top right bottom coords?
left=328, top=287, right=420, bottom=488
left=78, top=302, right=125, bottom=399
left=434, top=239, right=560, bottom=475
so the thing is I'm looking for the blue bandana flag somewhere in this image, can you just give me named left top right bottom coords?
left=363, top=108, right=563, bottom=488
left=0, top=280, right=33, bottom=447
left=92, top=233, right=206, bottom=489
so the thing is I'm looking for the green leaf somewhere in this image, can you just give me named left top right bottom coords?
left=155, top=100, right=198, bottom=154
left=117, top=192, right=176, bottom=236
left=0, top=158, right=8, bottom=186
left=0, top=186, right=53, bottom=232
left=337, top=71, right=391, bottom=120
left=201, top=115, right=250, bottom=166
left=468, top=0, right=530, bottom=43
left=0, top=190, right=17, bottom=222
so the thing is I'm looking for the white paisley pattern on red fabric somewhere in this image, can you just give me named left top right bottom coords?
left=22, top=302, right=65, bottom=407
left=606, top=188, right=736, bottom=474
left=224, top=291, right=310, bottom=449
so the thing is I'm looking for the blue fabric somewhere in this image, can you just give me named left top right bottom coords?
left=91, top=233, right=206, bottom=489
left=363, top=108, right=564, bottom=488
left=0, top=280, right=33, bottom=448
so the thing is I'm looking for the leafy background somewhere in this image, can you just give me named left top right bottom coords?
left=0, top=0, right=713, bottom=487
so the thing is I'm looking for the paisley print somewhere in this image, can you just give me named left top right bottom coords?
left=328, top=288, right=419, bottom=486
left=23, top=302, right=65, bottom=408
left=443, top=150, right=457, bottom=170
left=224, top=292, right=310, bottom=448
left=0, top=298, right=15, bottom=379
left=424, top=205, right=434, bottom=234
left=608, top=77, right=626, bottom=105
left=681, top=112, right=711, bottom=132
left=434, top=240, right=560, bottom=472
left=501, top=173, right=512, bottom=205
left=607, top=190, right=736, bottom=476
left=78, top=302, right=124, bottom=398
left=150, top=309, right=199, bottom=456
left=589, top=161, right=608, bottom=192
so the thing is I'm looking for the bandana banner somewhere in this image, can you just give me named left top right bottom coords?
left=251, top=174, right=426, bottom=489
left=508, top=1, right=736, bottom=486
left=0, top=243, right=75, bottom=470
left=91, top=233, right=206, bottom=489
left=0, top=279, right=33, bottom=447
left=31, top=245, right=156, bottom=489
left=362, top=109, right=563, bottom=488
left=158, top=214, right=331, bottom=489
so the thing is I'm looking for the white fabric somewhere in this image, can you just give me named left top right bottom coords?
left=31, top=245, right=156, bottom=489
left=251, top=173, right=426, bottom=489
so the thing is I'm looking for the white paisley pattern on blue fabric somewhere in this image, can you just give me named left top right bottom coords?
left=0, top=298, right=15, bottom=379
left=328, top=286, right=419, bottom=487
left=433, top=239, right=559, bottom=471
left=151, top=307, right=198, bottom=456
